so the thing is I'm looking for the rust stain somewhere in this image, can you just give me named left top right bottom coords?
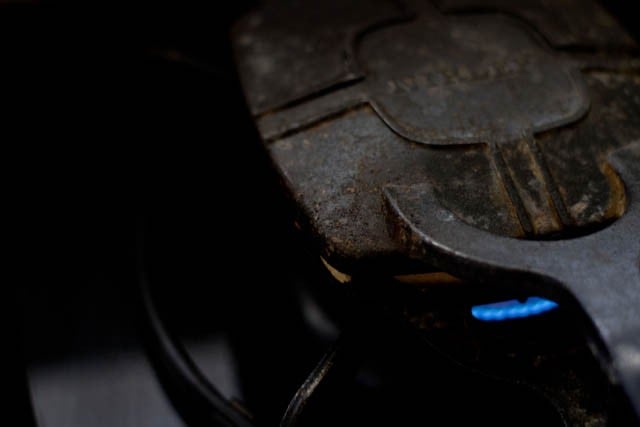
left=320, top=256, right=352, bottom=284
left=393, top=272, right=463, bottom=286
left=601, top=161, right=628, bottom=219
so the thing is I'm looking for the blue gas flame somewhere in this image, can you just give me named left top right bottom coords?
left=471, top=297, right=558, bottom=321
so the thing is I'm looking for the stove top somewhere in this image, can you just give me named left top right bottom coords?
left=11, top=1, right=640, bottom=426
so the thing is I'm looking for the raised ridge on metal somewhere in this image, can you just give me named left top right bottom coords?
left=233, top=0, right=639, bottom=272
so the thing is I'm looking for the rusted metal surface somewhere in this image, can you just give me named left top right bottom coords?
left=233, top=0, right=403, bottom=115
left=434, top=0, right=637, bottom=49
left=233, top=0, right=640, bottom=418
left=233, top=0, right=639, bottom=272
left=385, top=142, right=640, bottom=417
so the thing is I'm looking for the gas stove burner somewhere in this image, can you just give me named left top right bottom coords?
left=15, top=1, right=640, bottom=426
left=231, top=0, right=640, bottom=424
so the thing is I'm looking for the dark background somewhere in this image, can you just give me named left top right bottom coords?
left=4, top=1, right=310, bottom=425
